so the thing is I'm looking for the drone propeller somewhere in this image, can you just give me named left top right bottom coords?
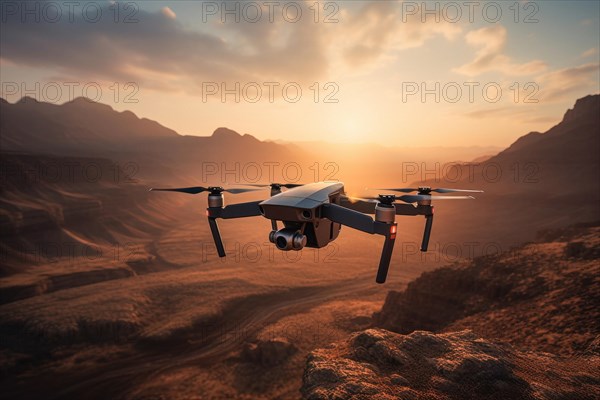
left=244, top=183, right=305, bottom=189
left=373, top=186, right=483, bottom=194
left=430, top=188, right=483, bottom=194
left=149, top=186, right=262, bottom=194
left=396, top=194, right=475, bottom=203
left=344, top=194, right=474, bottom=205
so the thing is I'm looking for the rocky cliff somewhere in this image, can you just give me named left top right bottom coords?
left=302, top=329, right=599, bottom=399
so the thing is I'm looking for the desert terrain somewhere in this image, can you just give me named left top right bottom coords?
left=303, top=223, right=600, bottom=399
left=1, top=95, right=599, bottom=399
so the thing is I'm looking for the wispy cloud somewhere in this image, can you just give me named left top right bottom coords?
left=536, top=62, right=600, bottom=101
left=464, top=106, right=558, bottom=127
left=454, top=25, right=547, bottom=76
left=464, top=107, right=514, bottom=119
left=339, top=2, right=461, bottom=68
left=581, top=48, right=598, bottom=58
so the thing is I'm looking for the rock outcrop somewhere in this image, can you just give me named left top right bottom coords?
left=242, top=337, right=298, bottom=367
left=302, top=328, right=600, bottom=400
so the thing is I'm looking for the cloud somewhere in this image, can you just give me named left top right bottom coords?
left=464, top=106, right=558, bottom=126
left=581, top=48, right=598, bottom=58
left=0, top=1, right=468, bottom=96
left=536, top=62, right=600, bottom=102
left=161, top=7, right=176, bottom=20
left=0, top=2, right=332, bottom=92
left=339, top=2, right=461, bottom=67
left=464, top=106, right=513, bottom=119
left=454, top=25, right=547, bottom=76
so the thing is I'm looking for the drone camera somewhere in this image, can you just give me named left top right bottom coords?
left=269, top=228, right=307, bottom=251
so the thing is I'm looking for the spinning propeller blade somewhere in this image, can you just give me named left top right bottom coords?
left=396, top=194, right=475, bottom=203
left=373, top=188, right=415, bottom=193
left=374, top=187, right=483, bottom=194
left=344, top=194, right=474, bottom=204
left=149, top=186, right=208, bottom=194
left=149, top=186, right=262, bottom=194
left=431, top=188, right=483, bottom=194
left=245, top=183, right=305, bottom=189
left=222, top=188, right=264, bottom=194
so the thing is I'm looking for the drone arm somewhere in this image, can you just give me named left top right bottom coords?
left=220, top=201, right=264, bottom=219
left=394, top=203, right=433, bottom=216
left=339, top=199, right=433, bottom=217
left=321, top=203, right=377, bottom=234
left=339, top=197, right=376, bottom=214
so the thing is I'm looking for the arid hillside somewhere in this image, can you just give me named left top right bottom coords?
left=0, top=152, right=187, bottom=302
left=375, top=222, right=600, bottom=355
left=301, top=223, right=600, bottom=399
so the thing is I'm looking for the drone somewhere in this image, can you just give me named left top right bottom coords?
left=150, top=182, right=482, bottom=283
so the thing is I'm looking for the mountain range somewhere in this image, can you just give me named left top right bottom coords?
left=420, top=94, right=599, bottom=249
left=1, top=94, right=599, bottom=250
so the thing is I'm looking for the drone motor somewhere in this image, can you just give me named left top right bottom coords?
left=208, top=191, right=224, bottom=208
left=374, top=199, right=396, bottom=224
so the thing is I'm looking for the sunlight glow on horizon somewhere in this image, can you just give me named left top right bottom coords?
left=0, top=1, right=598, bottom=147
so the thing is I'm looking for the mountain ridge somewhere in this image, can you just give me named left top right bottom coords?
left=420, top=94, right=599, bottom=249
left=499, top=94, right=599, bottom=157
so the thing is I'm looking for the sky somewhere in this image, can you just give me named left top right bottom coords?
left=1, top=0, right=599, bottom=147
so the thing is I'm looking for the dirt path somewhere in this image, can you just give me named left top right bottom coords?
left=3, top=277, right=379, bottom=400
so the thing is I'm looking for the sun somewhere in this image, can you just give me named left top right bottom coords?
left=338, top=116, right=368, bottom=143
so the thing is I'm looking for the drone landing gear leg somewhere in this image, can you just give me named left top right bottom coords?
left=321, top=203, right=399, bottom=284
left=376, top=232, right=396, bottom=284
left=421, top=214, right=433, bottom=252
left=208, top=217, right=226, bottom=257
